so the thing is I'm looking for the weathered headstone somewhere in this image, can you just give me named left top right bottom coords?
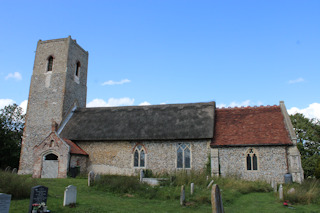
left=180, top=185, right=185, bottom=206
left=191, top=183, right=194, bottom=195
left=11, top=168, right=17, bottom=174
left=63, top=185, right=77, bottom=206
left=28, top=185, right=48, bottom=213
left=95, top=174, right=101, bottom=182
left=0, top=193, right=11, bottom=213
left=271, top=179, right=274, bottom=189
left=287, top=187, right=295, bottom=194
left=140, top=169, right=144, bottom=182
left=207, top=180, right=214, bottom=189
left=88, top=171, right=95, bottom=186
left=211, top=184, right=224, bottom=213
left=273, top=182, right=277, bottom=192
left=279, top=184, right=283, bottom=200
left=4, top=166, right=11, bottom=172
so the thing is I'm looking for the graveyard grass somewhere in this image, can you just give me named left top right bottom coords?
left=8, top=176, right=320, bottom=213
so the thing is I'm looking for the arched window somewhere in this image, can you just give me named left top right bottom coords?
left=246, top=148, right=258, bottom=170
left=45, top=153, right=58, bottom=160
left=75, top=61, right=81, bottom=77
left=47, top=56, right=54, bottom=71
left=177, top=143, right=191, bottom=169
left=133, top=144, right=146, bottom=168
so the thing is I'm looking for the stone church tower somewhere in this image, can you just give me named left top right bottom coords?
left=18, top=37, right=88, bottom=174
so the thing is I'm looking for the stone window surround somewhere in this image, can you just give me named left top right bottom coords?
left=46, top=55, right=55, bottom=72
left=132, top=143, right=147, bottom=168
left=176, top=142, right=192, bottom=169
left=245, top=148, right=259, bottom=171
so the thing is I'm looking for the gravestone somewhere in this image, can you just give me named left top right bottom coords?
left=140, top=170, right=144, bottom=182
left=288, top=187, right=295, bottom=194
left=207, top=180, right=214, bottom=189
left=279, top=184, right=283, bottom=200
left=63, top=185, right=77, bottom=206
left=191, top=183, right=194, bottom=195
left=211, top=184, right=224, bottom=213
left=0, top=193, right=11, bottom=213
left=271, top=179, right=274, bottom=189
left=4, top=166, right=11, bottom=172
left=95, top=174, right=101, bottom=182
left=88, top=171, right=95, bottom=186
left=11, top=168, right=17, bottom=174
left=273, top=181, right=277, bottom=192
left=180, top=185, right=185, bottom=206
left=28, top=185, right=48, bottom=213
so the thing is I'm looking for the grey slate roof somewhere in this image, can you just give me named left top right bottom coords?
left=60, top=102, right=215, bottom=141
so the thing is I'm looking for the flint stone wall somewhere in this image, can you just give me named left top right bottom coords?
left=77, top=140, right=210, bottom=175
left=218, top=146, right=288, bottom=183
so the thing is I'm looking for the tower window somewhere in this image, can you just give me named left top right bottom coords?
left=47, top=56, right=54, bottom=71
left=246, top=148, right=258, bottom=170
left=75, top=61, right=81, bottom=77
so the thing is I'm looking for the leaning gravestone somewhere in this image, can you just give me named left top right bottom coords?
left=28, top=185, right=48, bottom=213
left=88, top=171, right=95, bottom=186
left=11, top=168, right=17, bottom=174
left=211, top=184, right=224, bottom=213
left=4, top=166, right=11, bottom=172
left=0, top=193, right=12, bottom=213
left=63, top=185, right=77, bottom=206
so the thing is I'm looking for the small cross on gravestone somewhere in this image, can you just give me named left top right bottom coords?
left=88, top=171, right=95, bottom=186
left=0, top=193, right=12, bottom=213
left=211, top=184, right=224, bottom=213
left=28, top=185, right=48, bottom=213
left=63, top=185, right=77, bottom=206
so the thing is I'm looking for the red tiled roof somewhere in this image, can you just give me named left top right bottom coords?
left=63, top=138, right=89, bottom=155
left=211, top=105, right=293, bottom=147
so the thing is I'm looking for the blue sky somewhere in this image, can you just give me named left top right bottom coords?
left=0, top=0, right=319, bottom=119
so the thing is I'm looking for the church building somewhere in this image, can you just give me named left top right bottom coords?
left=18, top=37, right=304, bottom=183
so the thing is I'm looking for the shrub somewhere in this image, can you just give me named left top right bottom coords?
left=0, top=170, right=37, bottom=199
left=284, top=179, right=320, bottom=204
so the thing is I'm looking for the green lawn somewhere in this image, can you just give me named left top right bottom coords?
left=9, top=178, right=320, bottom=213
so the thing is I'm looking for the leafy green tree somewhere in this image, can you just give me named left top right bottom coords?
left=0, top=104, right=25, bottom=169
left=290, top=113, right=320, bottom=178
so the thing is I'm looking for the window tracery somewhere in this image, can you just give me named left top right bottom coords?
left=133, top=144, right=145, bottom=167
left=246, top=148, right=258, bottom=170
left=177, top=143, right=191, bottom=169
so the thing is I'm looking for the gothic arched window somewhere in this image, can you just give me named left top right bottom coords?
left=246, top=148, right=258, bottom=170
left=47, top=56, right=54, bottom=71
left=177, top=143, right=191, bottom=169
left=133, top=144, right=146, bottom=168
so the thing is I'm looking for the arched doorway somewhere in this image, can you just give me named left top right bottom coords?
left=41, top=153, right=59, bottom=178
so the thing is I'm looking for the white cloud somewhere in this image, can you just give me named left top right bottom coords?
left=19, top=100, right=28, bottom=114
left=0, top=99, right=15, bottom=109
left=288, top=78, right=304, bottom=84
left=5, top=72, right=22, bottom=81
left=288, top=103, right=320, bottom=120
left=87, top=98, right=135, bottom=107
left=217, top=100, right=264, bottom=108
left=139, top=101, right=151, bottom=106
left=102, top=79, right=131, bottom=86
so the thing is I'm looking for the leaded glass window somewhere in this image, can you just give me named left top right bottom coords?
left=133, top=144, right=146, bottom=168
left=177, top=143, right=191, bottom=169
left=246, top=148, right=258, bottom=171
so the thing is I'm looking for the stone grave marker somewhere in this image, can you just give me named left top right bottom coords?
left=28, top=185, right=48, bottom=213
left=63, top=185, right=77, bottom=206
left=140, top=169, right=144, bottom=182
left=11, top=168, right=17, bottom=174
left=288, top=187, right=295, bottom=194
left=211, top=184, right=224, bottom=213
left=88, top=171, right=95, bottom=186
left=273, top=181, right=277, bottom=192
left=207, top=180, right=214, bottom=189
left=180, top=185, right=185, bottom=206
left=0, top=193, right=11, bottom=213
left=279, top=184, right=283, bottom=200
left=4, top=166, right=11, bottom=172
left=191, top=183, right=194, bottom=195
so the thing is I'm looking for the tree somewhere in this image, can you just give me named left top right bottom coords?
left=0, top=104, right=25, bottom=169
left=290, top=113, right=320, bottom=178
